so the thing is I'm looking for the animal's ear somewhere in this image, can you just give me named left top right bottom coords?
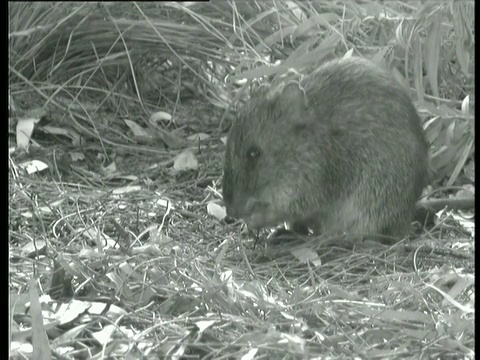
left=269, top=81, right=307, bottom=120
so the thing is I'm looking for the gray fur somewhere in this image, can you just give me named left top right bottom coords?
left=223, top=57, right=429, bottom=239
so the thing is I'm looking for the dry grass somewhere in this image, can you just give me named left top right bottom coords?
left=9, top=1, right=474, bottom=359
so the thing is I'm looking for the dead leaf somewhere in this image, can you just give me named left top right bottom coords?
left=290, top=247, right=321, bottom=267
left=106, top=174, right=139, bottom=181
left=18, top=160, right=49, bottom=174
left=156, top=198, right=172, bottom=208
left=207, top=202, right=227, bottom=220
left=456, top=185, right=474, bottom=198
left=21, top=199, right=65, bottom=218
left=51, top=324, right=89, bottom=347
left=50, top=300, right=94, bottom=324
left=41, top=125, right=81, bottom=146
left=195, top=320, right=216, bottom=333
left=461, top=95, right=470, bottom=116
left=173, top=150, right=198, bottom=171
left=112, top=185, right=142, bottom=194
left=155, top=128, right=185, bottom=149
left=131, top=243, right=163, bottom=256
left=16, top=117, right=41, bottom=149
left=124, top=119, right=154, bottom=139
left=20, top=241, right=47, bottom=255
left=70, top=152, right=85, bottom=161
left=241, top=349, right=259, bottom=360
left=149, top=111, right=172, bottom=124
left=101, top=161, right=117, bottom=175
left=28, top=278, right=52, bottom=360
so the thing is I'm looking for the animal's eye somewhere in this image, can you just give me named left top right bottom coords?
left=246, top=146, right=261, bottom=160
